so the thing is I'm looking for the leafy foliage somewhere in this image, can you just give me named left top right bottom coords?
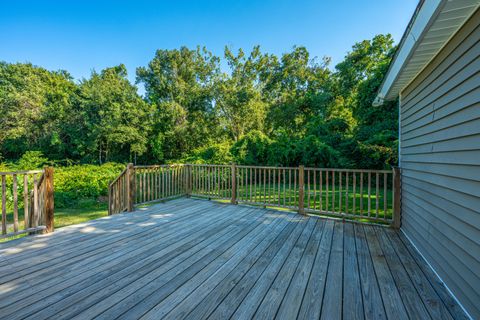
left=1, top=34, right=398, bottom=170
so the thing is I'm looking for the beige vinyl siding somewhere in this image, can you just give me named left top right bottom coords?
left=399, top=7, right=480, bottom=319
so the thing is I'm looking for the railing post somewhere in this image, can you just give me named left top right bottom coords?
left=231, top=163, right=237, bottom=204
left=126, top=163, right=135, bottom=212
left=393, top=166, right=401, bottom=229
left=44, top=167, right=54, bottom=233
left=298, top=165, right=305, bottom=215
left=108, top=184, right=112, bottom=215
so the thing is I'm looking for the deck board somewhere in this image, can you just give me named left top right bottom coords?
left=0, top=198, right=468, bottom=320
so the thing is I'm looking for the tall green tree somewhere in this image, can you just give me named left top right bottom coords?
left=214, top=46, right=272, bottom=141
left=137, top=47, right=221, bottom=161
left=0, top=62, right=77, bottom=160
left=76, top=64, right=152, bottom=163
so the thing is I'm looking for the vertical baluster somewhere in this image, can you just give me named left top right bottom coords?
left=384, top=173, right=388, bottom=220
left=277, top=169, right=281, bottom=206
left=307, top=170, right=311, bottom=210
left=253, top=167, right=256, bottom=202
left=339, top=172, right=342, bottom=213
left=248, top=167, right=252, bottom=202
left=294, top=169, right=297, bottom=208
left=376, top=173, right=380, bottom=218
left=214, top=167, right=220, bottom=197
left=288, top=169, right=292, bottom=207
left=320, top=170, right=323, bottom=212
left=353, top=172, right=356, bottom=215
left=13, top=174, right=18, bottom=232
left=272, top=169, right=275, bottom=205
left=267, top=168, right=270, bottom=205
left=24, top=174, right=29, bottom=229
left=33, top=174, right=38, bottom=227
left=346, top=172, right=349, bottom=214
left=368, top=172, right=372, bottom=217
left=148, top=168, right=152, bottom=201
left=283, top=169, right=286, bottom=207
left=161, top=167, right=165, bottom=198
left=172, top=167, right=175, bottom=196
left=313, top=170, right=317, bottom=211
left=143, top=170, right=147, bottom=203
left=167, top=167, right=170, bottom=198
left=263, top=168, right=266, bottom=205
left=326, top=171, right=329, bottom=212
left=245, top=168, right=248, bottom=201
left=360, top=172, right=364, bottom=216
left=332, top=171, right=335, bottom=213
left=1, top=175, right=6, bottom=234
left=159, top=166, right=162, bottom=199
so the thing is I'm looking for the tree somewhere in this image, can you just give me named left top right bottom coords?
left=263, top=46, right=331, bottom=134
left=214, top=46, right=271, bottom=141
left=0, top=62, right=77, bottom=160
left=137, top=47, right=221, bottom=160
left=76, top=64, right=152, bottom=163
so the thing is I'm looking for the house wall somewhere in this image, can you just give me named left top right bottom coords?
left=399, top=8, right=480, bottom=319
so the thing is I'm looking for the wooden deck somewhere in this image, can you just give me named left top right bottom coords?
left=0, top=198, right=467, bottom=320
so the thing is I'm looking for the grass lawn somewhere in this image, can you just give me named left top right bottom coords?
left=1, top=199, right=108, bottom=242
left=195, top=183, right=394, bottom=220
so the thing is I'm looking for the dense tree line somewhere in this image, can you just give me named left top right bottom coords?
left=0, top=34, right=398, bottom=169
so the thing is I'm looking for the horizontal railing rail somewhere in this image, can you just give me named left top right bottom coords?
left=1, top=167, right=54, bottom=238
left=108, top=163, right=401, bottom=227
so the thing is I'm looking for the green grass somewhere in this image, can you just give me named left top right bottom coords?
left=195, top=183, right=394, bottom=221
left=1, top=199, right=108, bottom=242
left=54, top=199, right=108, bottom=228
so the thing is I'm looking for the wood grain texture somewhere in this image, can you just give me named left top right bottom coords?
left=0, top=198, right=467, bottom=320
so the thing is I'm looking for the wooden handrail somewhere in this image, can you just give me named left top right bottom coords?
left=0, top=169, right=44, bottom=176
left=108, top=163, right=399, bottom=225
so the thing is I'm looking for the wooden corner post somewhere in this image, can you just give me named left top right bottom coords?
left=393, top=166, right=401, bottom=229
left=298, top=165, right=305, bottom=215
left=231, top=163, right=236, bottom=204
left=127, top=163, right=135, bottom=212
left=44, top=167, right=54, bottom=233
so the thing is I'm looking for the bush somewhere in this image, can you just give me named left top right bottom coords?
left=16, top=151, right=50, bottom=170
left=184, top=142, right=233, bottom=164
left=54, top=163, right=125, bottom=207
left=231, top=130, right=271, bottom=165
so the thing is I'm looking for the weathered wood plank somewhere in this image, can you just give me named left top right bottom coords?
left=297, top=219, right=334, bottom=320
left=14, top=207, right=262, bottom=319
left=353, top=223, right=387, bottom=320
left=94, top=209, right=280, bottom=320
left=0, top=200, right=213, bottom=280
left=343, top=222, right=364, bottom=320
left=363, top=224, right=409, bottom=320
left=320, top=221, right=344, bottom=320
left=398, top=231, right=468, bottom=320
left=250, top=217, right=316, bottom=319
left=375, top=226, right=432, bottom=319
left=183, top=213, right=301, bottom=320
left=208, top=216, right=307, bottom=320
left=0, top=204, right=252, bottom=316
left=275, top=218, right=325, bottom=320
left=0, top=198, right=467, bottom=320
left=150, top=212, right=294, bottom=319
left=383, top=228, right=454, bottom=320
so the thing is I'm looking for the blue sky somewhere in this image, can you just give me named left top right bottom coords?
left=1, top=0, right=417, bottom=90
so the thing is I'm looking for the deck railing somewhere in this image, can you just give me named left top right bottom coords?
left=0, top=167, right=54, bottom=238
left=109, top=163, right=401, bottom=227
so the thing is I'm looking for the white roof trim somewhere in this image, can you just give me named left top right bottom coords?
left=374, top=0, right=480, bottom=106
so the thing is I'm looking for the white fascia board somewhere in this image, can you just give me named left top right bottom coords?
left=374, top=0, right=444, bottom=105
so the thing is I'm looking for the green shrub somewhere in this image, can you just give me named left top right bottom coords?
left=54, top=163, right=125, bottom=207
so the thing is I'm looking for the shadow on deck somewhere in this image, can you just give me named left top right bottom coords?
left=0, top=198, right=467, bottom=319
